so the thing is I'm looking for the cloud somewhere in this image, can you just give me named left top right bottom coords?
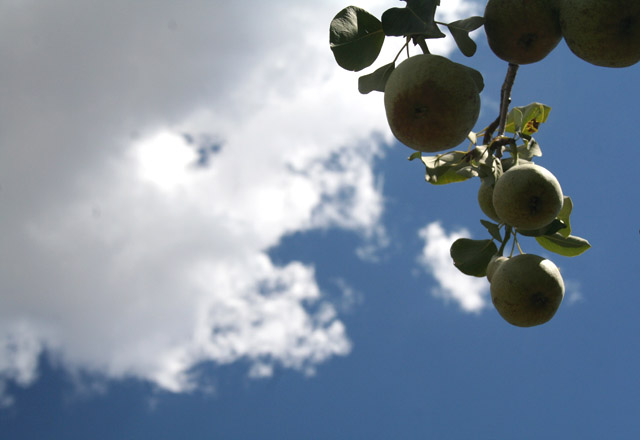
left=0, top=0, right=482, bottom=403
left=417, top=222, right=489, bottom=313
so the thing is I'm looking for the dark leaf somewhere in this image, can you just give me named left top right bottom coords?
left=480, top=219, right=502, bottom=242
left=450, top=238, right=498, bottom=277
left=381, top=0, right=445, bottom=37
left=446, top=17, right=484, bottom=57
left=330, top=6, right=385, bottom=71
left=358, top=62, right=395, bottom=94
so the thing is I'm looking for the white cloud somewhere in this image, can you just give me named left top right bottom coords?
left=418, top=222, right=489, bottom=313
left=0, top=0, right=482, bottom=403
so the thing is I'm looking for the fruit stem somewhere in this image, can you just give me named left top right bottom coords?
left=413, top=36, right=430, bottom=54
left=497, top=63, right=519, bottom=136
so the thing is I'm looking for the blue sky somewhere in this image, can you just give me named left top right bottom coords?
left=1, top=0, right=639, bottom=438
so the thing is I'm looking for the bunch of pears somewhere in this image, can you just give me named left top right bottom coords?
left=484, top=0, right=640, bottom=68
left=480, top=162, right=566, bottom=327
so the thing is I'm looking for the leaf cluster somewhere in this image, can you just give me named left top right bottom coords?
left=329, top=1, right=484, bottom=93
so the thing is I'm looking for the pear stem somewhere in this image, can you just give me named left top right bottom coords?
left=498, top=63, right=519, bottom=136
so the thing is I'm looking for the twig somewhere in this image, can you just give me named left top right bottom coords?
left=498, top=63, right=519, bottom=136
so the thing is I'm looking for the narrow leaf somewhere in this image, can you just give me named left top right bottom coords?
left=330, top=6, right=385, bottom=71
left=556, top=196, right=573, bottom=238
left=536, top=233, right=591, bottom=257
left=358, top=62, right=395, bottom=94
left=480, top=219, right=502, bottom=242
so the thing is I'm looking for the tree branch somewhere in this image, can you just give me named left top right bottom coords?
left=498, top=63, right=519, bottom=136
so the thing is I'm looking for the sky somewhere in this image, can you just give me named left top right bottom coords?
left=1, top=0, right=639, bottom=439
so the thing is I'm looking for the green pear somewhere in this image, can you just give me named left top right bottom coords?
left=384, top=54, right=481, bottom=153
left=559, top=0, right=640, bottom=68
left=486, top=255, right=508, bottom=282
left=490, top=254, right=564, bottom=327
left=477, top=180, right=501, bottom=223
left=484, top=0, right=562, bottom=65
left=492, top=163, right=563, bottom=230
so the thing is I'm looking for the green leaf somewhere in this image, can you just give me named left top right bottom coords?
left=556, top=196, right=573, bottom=238
left=450, top=238, right=498, bottom=277
left=509, top=138, right=543, bottom=161
left=381, top=0, right=446, bottom=38
left=419, top=151, right=472, bottom=185
left=330, top=6, right=385, bottom=72
left=358, top=62, right=395, bottom=94
left=536, top=233, right=591, bottom=257
left=504, top=102, right=551, bottom=135
left=446, top=16, right=484, bottom=57
left=480, top=219, right=502, bottom=242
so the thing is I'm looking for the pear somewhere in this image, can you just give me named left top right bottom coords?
left=484, top=0, right=562, bottom=65
left=492, top=163, right=563, bottom=230
left=477, top=180, right=501, bottom=223
left=559, top=0, right=640, bottom=68
left=383, top=54, right=481, bottom=153
left=490, top=254, right=564, bottom=327
left=486, top=255, right=508, bottom=282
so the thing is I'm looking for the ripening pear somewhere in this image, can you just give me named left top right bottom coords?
left=484, top=0, right=562, bottom=64
left=384, top=54, right=482, bottom=153
left=492, top=163, right=563, bottom=230
left=490, top=254, right=564, bottom=327
left=559, top=0, right=640, bottom=68
left=477, top=180, right=501, bottom=223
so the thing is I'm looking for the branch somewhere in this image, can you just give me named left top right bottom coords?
left=497, top=63, right=519, bottom=136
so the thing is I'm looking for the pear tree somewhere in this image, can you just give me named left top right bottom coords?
left=329, top=0, right=637, bottom=327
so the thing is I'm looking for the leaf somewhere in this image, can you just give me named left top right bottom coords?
left=516, top=138, right=543, bottom=160
left=536, top=233, right=591, bottom=257
left=481, top=219, right=502, bottom=242
left=450, top=238, right=498, bottom=277
left=408, top=151, right=422, bottom=161
left=419, top=151, right=472, bottom=185
left=556, top=196, right=573, bottom=238
left=358, top=62, right=395, bottom=94
left=330, top=6, right=385, bottom=72
left=504, top=103, right=551, bottom=135
left=446, top=16, right=484, bottom=57
left=381, top=0, right=445, bottom=38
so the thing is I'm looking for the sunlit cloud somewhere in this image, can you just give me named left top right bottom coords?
left=0, top=0, right=484, bottom=404
left=417, top=222, right=489, bottom=313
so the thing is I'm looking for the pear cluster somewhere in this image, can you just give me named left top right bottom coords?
left=484, top=0, right=640, bottom=67
left=477, top=162, right=566, bottom=327
left=383, top=54, right=482, bottom=153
